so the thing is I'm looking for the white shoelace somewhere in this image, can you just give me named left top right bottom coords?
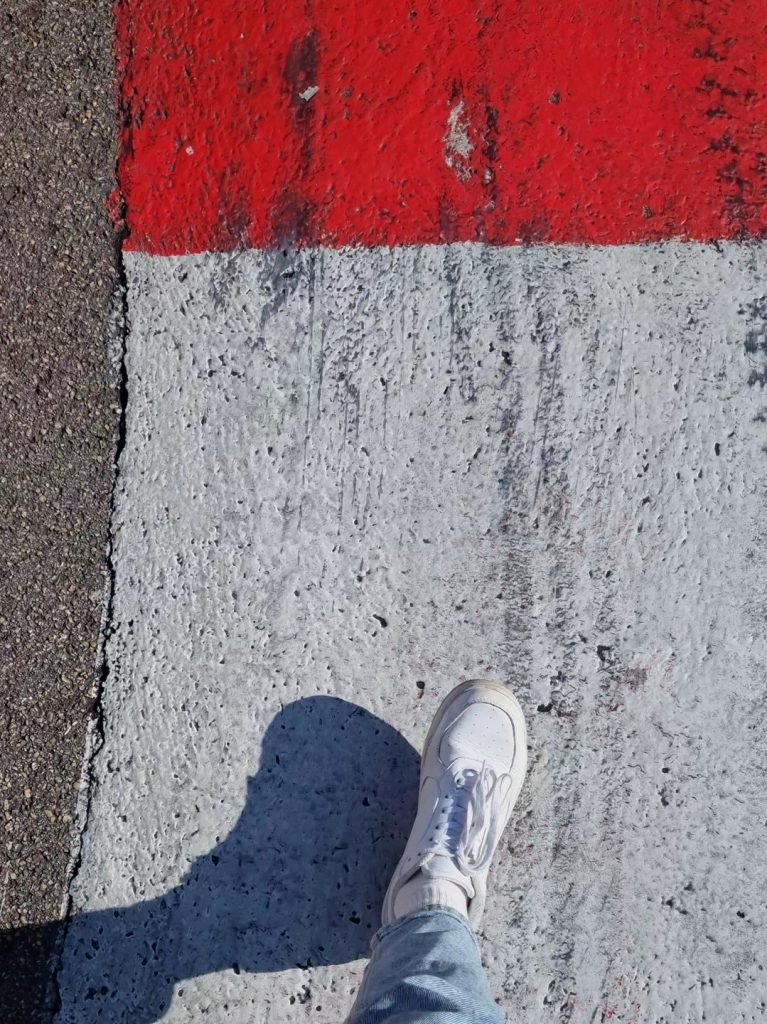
left=428, top=762, right=514, bottom=874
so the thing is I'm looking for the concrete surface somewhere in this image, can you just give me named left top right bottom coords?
left=0, top=0, right=117, bottom=1018
left=55, top=242, right=767, bottom=1022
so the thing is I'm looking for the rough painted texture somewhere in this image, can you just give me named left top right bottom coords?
left=57, top=243, right=767, bottom=1023
left=116, top=0, right=767, bottom=255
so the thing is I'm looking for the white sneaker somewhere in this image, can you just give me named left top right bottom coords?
left=382, top=679, right=527, bottom=928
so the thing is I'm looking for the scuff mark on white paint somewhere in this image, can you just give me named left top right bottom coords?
left=56, top=243, right=767, bottom=1024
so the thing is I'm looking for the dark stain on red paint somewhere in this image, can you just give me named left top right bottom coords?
left=284, top=30, right=319, bottom=174
left=115, top=0, right=767, bottom=254
left=271, top=188, right=316, bottom=250
left=212, top=162, right=252, bottom=250
left=273, top=29, right=320, bottom=246
left=438, top=196, right=460, bottom=245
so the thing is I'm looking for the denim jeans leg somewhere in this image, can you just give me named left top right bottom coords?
left=347, top=909, right=503, bottom=1024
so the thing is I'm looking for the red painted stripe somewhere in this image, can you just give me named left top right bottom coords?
left=116, top=0, right=767, bottom=254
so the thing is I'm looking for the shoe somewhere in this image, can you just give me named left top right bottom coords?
left=382, top=679, right=527, bottom=928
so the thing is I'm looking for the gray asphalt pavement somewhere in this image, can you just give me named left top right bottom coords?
left=0, top=0, right=117, bottom=1018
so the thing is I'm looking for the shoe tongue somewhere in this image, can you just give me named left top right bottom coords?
left=422, top=855, right=475, bottom=898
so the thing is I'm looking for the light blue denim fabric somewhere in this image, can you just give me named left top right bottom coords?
left=347, top=909, right=503, bottom=1024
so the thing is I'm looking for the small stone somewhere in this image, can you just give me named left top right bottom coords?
left=23, top=787, right=32, bottom=800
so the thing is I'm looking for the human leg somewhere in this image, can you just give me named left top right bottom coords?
left=347, top=679, right=527, bottom=1024
left=347, top=908, right=501, bottom=1024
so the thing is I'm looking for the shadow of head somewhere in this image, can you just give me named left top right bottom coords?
left=1, top=696, right=419, bottom=1023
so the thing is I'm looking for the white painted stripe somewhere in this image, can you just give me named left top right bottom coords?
left=58, top=243, right=767, bottom=1023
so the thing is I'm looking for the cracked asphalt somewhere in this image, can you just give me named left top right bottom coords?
left=0, top=0, right=117, bottom=1018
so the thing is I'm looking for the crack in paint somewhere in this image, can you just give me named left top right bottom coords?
left=49, top=252, right=130, bottom=1016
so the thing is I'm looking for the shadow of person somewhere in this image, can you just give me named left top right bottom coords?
left=0, top=696, right=419, bottom=1023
